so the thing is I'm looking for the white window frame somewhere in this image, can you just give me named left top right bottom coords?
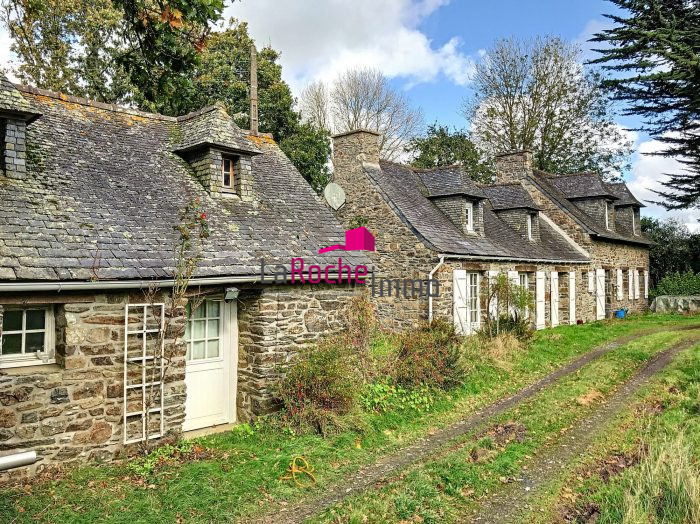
left=527, top=214, right=533, bottom=240
left=453, top=270, right=480, bottom=334
left=604, top=201, right=610, bottom=230
left=465, top=202, right=474, bottom=232
left=0, top=306, right=55, bottom=368
left=185, top=298, right=224, bottom=362
left=631, top=210, right=636, bottom=235
left=519, top=272, right=530, bottom=319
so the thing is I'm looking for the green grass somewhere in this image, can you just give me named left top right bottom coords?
left=0, top=314, right=697, bottom=524
left=309, top=329, right=699, bottom=523
left=523, top=335, right=700, bottom=524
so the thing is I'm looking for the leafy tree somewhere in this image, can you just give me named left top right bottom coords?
left=406, top=124, right=493, bottom=182
left=279, top=123, right=332, bottom=193
left=641, top=216, right=700, bottom=287
left=464, top=36, right=632, bottom=179
left=591, top=0, right=700, bottom=210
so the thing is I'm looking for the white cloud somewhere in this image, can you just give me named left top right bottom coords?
left=224, top=0, right=475, bottom=93
left=626, top=138, right=700, bottom=232
left=0, top=24, right=19, bottom=81
left=575, top=18, right=613, bottom=62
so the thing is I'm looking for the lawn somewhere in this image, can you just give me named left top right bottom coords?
left=0, top=313, right=697, bottom=524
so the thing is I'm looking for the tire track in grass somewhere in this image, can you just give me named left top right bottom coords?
left=467, top=335, right=700, bottom=524
left=252, top=324, right=700, bottom=524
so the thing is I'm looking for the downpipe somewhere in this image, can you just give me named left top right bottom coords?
left=428, top=255, right=445, bottom=324
left=0, top=451, right=38, bottom=472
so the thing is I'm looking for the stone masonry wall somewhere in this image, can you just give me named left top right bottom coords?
left=331, top=130, right=438, bottom=329
left=0, top=291, right=186, bottom=481
left=2, top=118, right=27, bottom=180
left=236, top=284, right=357, bottom=420
left=185, top=147, right=253, bottom=201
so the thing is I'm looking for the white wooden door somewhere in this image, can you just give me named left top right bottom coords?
left=453, top=270, right=480, bottom=335
left=183, top=299, right=237, bottom=431
left=535, top=271, right=546, bottom=330
left=550, top=272, right=559, bottom=327
left=595, top=269, right=606, bottom=320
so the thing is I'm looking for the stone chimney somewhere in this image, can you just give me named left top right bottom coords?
left=249, top=44, right=259, bottom=135
left=493, top=150, right=533, bottom=184
left=332, top=129, right=381, bottom=185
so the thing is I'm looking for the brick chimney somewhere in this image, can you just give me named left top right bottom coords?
left=493, top=150, right=533, bottom=184
left=249, top=44, right=258, bottom=135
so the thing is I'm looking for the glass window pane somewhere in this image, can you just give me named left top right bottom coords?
left=207, top=300, right=220, bottom=318
left=26, top=309, right=46, bottom=330
left=192, top=320, right=205, bottom=339
left=223, top=173, right=231, bottom=187
left=207, top=340, right=220, bottom=359
left=192, top=341, right=205, bottom=360
left=207, top=319, right=220, bottom=337
left=3, top=310, right=22, bottom=331
left=1, top=334, right=22, bottom=355
left=25, top=332, right=45, bottom=353
left=192, top=303, right=206, bottom=319
left=223, top=159, right=231, bottom=172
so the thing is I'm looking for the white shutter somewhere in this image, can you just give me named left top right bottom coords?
left=569, top=271, right=576, bottom=325
left=473, top=273, right=482, bottom=332
left=616, top=269, right=623, bottom=300
left=587, top=270, right=594, bottom=293
left=453, top=270, right=468, bottom=334
left=634, top=270, right=640, bottom=299
left=596, top=269, right=606, bottom=320
left=507, top=270, right=519, bottom=285
left=550, top=271, right=559, bottom=327
left=644, top=270, right=649, bottom=299
left=488, top=270, right=499, bottom=320
left=536, top=271, right=546, bottom=330
left=628, top=269, right=633, bottom=299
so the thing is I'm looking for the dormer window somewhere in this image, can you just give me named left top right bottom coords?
left=465, top=201, right=474, bottom=232
left=222, top=155, right=236, bottom=189
left=605, top=201, right=610, bottom=230
left=527, top=214, right=533, bottom=240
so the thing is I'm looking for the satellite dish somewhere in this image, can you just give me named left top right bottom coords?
left=324, top=182, right=346, bottom=210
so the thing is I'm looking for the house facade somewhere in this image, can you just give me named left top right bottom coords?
left=0, top=77, right=367, bottom=477
left=331, top=130, right=651, bottom=332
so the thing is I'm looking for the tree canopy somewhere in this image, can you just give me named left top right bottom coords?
left=464, top=36, right=632, bottom=179
left=641, top=217, right=700, bottom=287
left=406, top=124, right=493, bottom=183
left=591, top=0, right=700, bottom=210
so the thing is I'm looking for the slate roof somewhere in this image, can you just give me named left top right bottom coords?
left=0, top=82, right=367, bottom=282
left=480, top=183, right=540, bottom=211
left=365, top=161, right=588, bottom=262
left=530, top=170, right=651, bottom=246
left=413, top=165, right=486, bottom=199
left=545, top=172, right=617, bottom=200
left=174, top=103, right=261, bottom=155
left=605, top=182, right=645, bottom=207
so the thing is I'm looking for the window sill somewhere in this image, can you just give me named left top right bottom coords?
left=0, top=360, right=58, bottom=374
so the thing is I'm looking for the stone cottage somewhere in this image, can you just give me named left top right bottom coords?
left=0, top=76, right=368, bottom=477
left=331, top=130, right=651, bottom=332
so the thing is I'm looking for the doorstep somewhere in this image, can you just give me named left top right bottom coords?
left=182, top=423, right=237, bottom=439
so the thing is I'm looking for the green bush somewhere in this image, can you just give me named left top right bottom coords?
left=390, top=319, right=465, bottom=390
left=651, top=270, right=700, bottom=298
left=276, top=337, right=362, bottom=436
left=480, top=315, right=533, bottom=341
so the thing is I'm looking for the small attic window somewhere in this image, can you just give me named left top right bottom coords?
left=465, top=201, right=474, bottom=231
left=527, top=213, right=533, bottom=240
left=604, top=201, right=610, bottom=230
left=222, top=155, right=237, bottom=189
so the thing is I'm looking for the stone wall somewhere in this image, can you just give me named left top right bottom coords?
left=2, top=118, right=27, bottom=180
left=331, top=130, right=438, bottom=329
left=184, top=147, right=254, bottom=201
left=591, top=239, right=649, bottom=315
left=236, top=284, right=356, bottom=420
left=651, top=295, right=700, bottom=314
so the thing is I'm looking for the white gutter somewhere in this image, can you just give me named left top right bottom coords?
left=428, top=255, right=445, bottom=323
left=437, top=253, right=589, bottom=265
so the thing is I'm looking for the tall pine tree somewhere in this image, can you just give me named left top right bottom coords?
left=591, top=0, right=700, bottom=209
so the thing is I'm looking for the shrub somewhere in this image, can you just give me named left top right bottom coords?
left=344, top=294, right=378, bottom=380
left=360, top=382, right=435, bottom=413
left=391, top=319, right=465, bottom=390
left=277, top=337, right=362, bottom=436
left=480, top=315, right=533, bottom=341
left=622, top=433, right=700, bottom=523
left=651, top=270, right=700, bottom=298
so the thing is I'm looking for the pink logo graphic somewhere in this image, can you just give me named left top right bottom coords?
left=319, top=226, right=375, bottom=254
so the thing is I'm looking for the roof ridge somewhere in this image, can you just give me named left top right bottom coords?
left=17, top=84, right=177, bottom=121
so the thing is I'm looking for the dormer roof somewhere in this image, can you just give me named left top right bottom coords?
left=415, top=165, right=486, bottom=199
left=544, top=172, right=617, bottom=200
left=605, top=182, right=645, bottom=207
left=173, top=103, right=261, bottom=156
left=481, top=183, right=540, bottom=211
left=0, top=75, right=41, bottom=123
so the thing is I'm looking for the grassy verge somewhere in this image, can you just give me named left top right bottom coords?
left=309, top=330, right=698, bottom=523
left=523, top=335, right=700, bottom=524
left=0, top=314, right=696, bottom=524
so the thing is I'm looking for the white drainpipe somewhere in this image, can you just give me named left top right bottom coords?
left=0, top=451, right=38, bottom=471
left=428, top=255, right=445, bottom=323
